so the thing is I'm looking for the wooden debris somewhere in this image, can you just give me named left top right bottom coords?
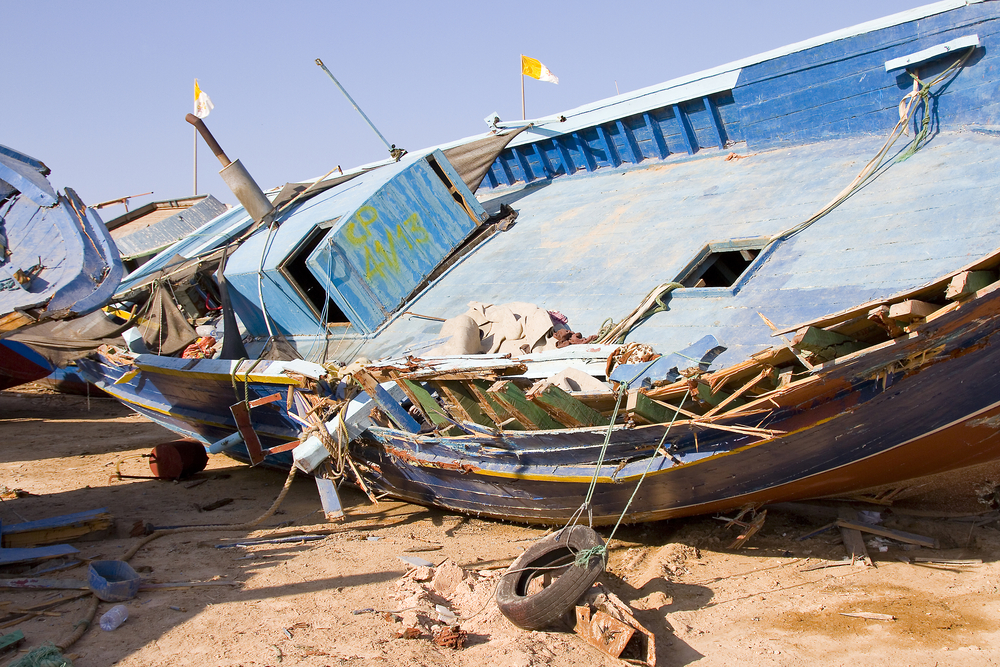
left=1, top=508, right=113, bottom=548
left=528, top=385, right=608, bottom=427
left=834, top=519, right=939, bottom=549
left=867, top=305, right=905, bottom=337
left=198, top=498, right=234, bottom=512
left=837, top=510, right=872, bottom=566
left=887, top=300, right=938, bottom=323
left=0, top=577, right=89, bottom=590
left=945, top=270, right=995, bottom=301
left=840, top=612, right=895, bottom=621
left=0, top=630, right=25, bottom=655
left=911, top=557, right=982, bottom=566
left=799, top=560, right=854, bottom=572
left=487, top=381, right=563, bottom=430
left=720, top=507, right=766, bottom=549
left=0, top=544, right=79, bottom=567
left=575, top=606, right=635, bottom=660
left=397, top=378, right=454, bottom=432
left=574, top=586, right=656, bottom=666
left=792, top=326, right=866, bottom=362
left=629, top=390, right=686, bottom=424
left=432, top=380, right=498, bottom=428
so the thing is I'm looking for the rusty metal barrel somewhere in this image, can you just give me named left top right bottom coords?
left=148, top=440, right=209, bottom=480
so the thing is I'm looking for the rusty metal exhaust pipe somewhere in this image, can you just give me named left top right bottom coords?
left=186, top=114, right=274, bottom=225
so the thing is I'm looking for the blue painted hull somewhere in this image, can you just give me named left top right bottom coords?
left=358, top=276, right=1000, bottom=524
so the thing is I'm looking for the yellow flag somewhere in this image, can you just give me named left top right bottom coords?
left=521, top=55, right=559, bottom=84
left=194, top=79, right=214, bottom=119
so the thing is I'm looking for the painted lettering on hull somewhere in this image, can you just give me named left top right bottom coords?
left=343, top=206, right=429, bottom=283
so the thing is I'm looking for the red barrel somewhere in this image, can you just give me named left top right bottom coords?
left=148, top=440, right=209, bottom=479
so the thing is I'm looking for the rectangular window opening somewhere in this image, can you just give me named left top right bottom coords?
left=679, top=244, right=764, bottom=288
left=279, top=221, right=351, bottom=326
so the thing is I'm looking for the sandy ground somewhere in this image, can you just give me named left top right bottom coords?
left=2, top=385, right=1000, bottom=667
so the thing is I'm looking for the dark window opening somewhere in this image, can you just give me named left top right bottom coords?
left=279, top=224, right=350, bottom=325
left=680, top=248, right=761, bottom=288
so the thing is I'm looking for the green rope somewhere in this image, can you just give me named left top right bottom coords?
left=561, top=354, right=676, bottom=547
left=572, top=388, right=691, bottom=568
left=8, top=643, right=73, bottom=667
left=230, top=356, right=265, bottom=414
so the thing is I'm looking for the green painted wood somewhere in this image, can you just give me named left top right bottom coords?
left=468, top=380, right=526, bottom=430
left=0, top=630, right=24, bottom=652
left=792, top=326, right=867, bottom=361
left=531, top=385, right=609, bottom=427
left=626, top=390, right=684, bottom=424
left=399, top=379, right=450, bottom=426
left=945, top=270, right=995, bottom=300
left=433, top=380, right=498, bottom=429
left=487, top=381, right=563, bottom=430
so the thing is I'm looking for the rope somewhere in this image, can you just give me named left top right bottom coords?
left=121, top=464, right=298, bottom=561
left=229, top=357, right=265, bottom=411
left=769, top=46, right=974, bottom=244
left=562, top=355, right=666, bottom=532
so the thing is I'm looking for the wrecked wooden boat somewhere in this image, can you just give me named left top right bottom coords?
left=79, top=0, right=1000, bottom=523
left=0, top=144, right=123, bottom=388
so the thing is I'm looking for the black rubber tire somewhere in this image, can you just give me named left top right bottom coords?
left=495, top=525, right=606, bottom=630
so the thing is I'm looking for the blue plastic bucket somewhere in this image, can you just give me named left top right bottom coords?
left=88, top=560, right=141, bottom=602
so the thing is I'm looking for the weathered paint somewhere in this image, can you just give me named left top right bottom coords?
left=0, top=146, right=122, bottom=336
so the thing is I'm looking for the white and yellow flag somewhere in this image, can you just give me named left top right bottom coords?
left=521, top=55, right=559, bottom=84
left=194, top=79, right=214, bottom=119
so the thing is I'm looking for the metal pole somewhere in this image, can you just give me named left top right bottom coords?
left=521, top=55, right=526, bottom=120
left=315, top=58, right=393, bottom=153
left=193, top=126, right=198, bottom=195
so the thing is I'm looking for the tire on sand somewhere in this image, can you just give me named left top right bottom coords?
left=495, top=525, right=606, bottom=630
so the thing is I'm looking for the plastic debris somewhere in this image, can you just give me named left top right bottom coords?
left=99, top=604, right=129, bottom=631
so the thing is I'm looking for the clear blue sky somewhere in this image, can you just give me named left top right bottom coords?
left=3, top=1, right=925, bottom=214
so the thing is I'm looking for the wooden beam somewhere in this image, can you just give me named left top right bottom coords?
left=837, top=509, right=872, bottom=566
left=835, top=519, right=939, bottom=549
left=351, top=370, right=421, bottom=434
left=1, top=509, right=112, bottom=549
left=945, top=270, right=995, bottom=301
left=432, top=380, right=498, bottom=429
left=887, top=300, right=938, bottom=323
left=626, top=390, right=683, bottom=425
left=487, top=381, right=563, bottom=430
left=529, top=385, right=609, bottom=428
left=398, top=378, right=455, bottom=432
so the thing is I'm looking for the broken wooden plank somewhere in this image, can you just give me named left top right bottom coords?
left=397, top=378, right=454, bottom=431
left=834, top=519, right=939, bottom=549
left=792, top=326, right=867, bottom=362
left=0, top=576, right=88, bottom=590
left=529, top=385, right=609, bottom=428
left=887, top=300, right=938, bottom=323
left=487, top=381, right=563, bottom=430
left=701, top=367, right=774, bottom=419
left=350, top=370, right=420, bottom=433
left=837, top=509, right=871, bottom=565
left=840, top=612, right=895, bottom=621
left=911, top=557, right=981, bottom=565
left=432, top=380, right=499, bottom=429
left=465, top=380, right=524, bottom=430
left=945, top=270, right=995, bottom=301
left=0, top=545, right=79, bottom=567
left=626, top=390, right=683, bottom=424
left=1, top=508, right=112, bottom=549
